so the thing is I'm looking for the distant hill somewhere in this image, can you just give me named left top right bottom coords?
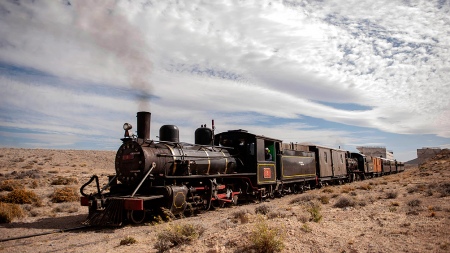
left=405, top=157, right=418, bottom=165
left=421, top=148, right=450, bottom=169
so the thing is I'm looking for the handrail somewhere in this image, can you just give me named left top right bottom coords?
left=131, top=162, right=156, bottom=197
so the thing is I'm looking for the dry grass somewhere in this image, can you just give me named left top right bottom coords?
left=0, top=189, right=41, bottom=205
left=231, top=209, right=250, bottom=224
left=290, top=194, right=315, bottom=204
left=322, top=187, right=334, bottom=193
left=247, top=218, right=285, bottom=253
left=154, top=223, right=205, bottom=252
left=385, top=191, right=398, bottom=199
left=119, top=236, right=137, bottom=246
left=436, top=183, right=450, bottom=197
left=357, top=184, right=372, bottom=190
left=0, top=202, right=25, bottom=223
left=267, top=210, right=289, bottom=219
left=0, top=179, right=24, bottom=191
left=407, top=199, right=421, bottom=207
left=305, top=201, right=322, bottom=222
left=51, top=176, right=79, bottom=185
left=333, top=196, right=355, bottom=208
left=318, top=195, right=330, bottom=204
left=340, top=185, right=355, bottom=194
left=255, top=204, right=271, bottom=215
left=50, top=187, right=79, bottom=203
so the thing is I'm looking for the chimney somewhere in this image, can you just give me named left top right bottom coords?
left=136, top=111, right=151, bottom=140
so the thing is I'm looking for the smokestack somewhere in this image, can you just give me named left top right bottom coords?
left=136, top=111, right=151, bottom=140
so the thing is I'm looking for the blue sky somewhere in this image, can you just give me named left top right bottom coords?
left=0, top=0, right=449, bottom=162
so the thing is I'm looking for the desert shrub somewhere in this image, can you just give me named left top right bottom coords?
left=322, top=187, right=334, bottom=193
left=301, top=223, right=312, bottom=233
left=406, top=186, right=417, bottom=194
left=267, top=211, right=288, bottom=219
left=297, top=214, right=309, bottom=223
left=428, top=205, right=442, bottom=212
left=255, top=204, right=271, bottom=215
left=357, top=199, right=367, bottom=206
left=340, top=186, right=355, bottom=194
left=22, top=164, right=33, bottom=170
left=306, top=201, right=322, bottom=223
left=0, top=202, right=25, bottom=223
left=50, top=187, right=79, bottom=203
left=120, top=236, right=137, bottom=246
left=440, top=242, right=449, bottom=251
left=319, top=195, right=330, bottom=204
left=11, top=157, right=25, bottom=163
left=231, top=209, right=250, bottom=224
left=149, top=208, right=175, bottom=225
left=154, top=223, right=205, bottom=252
left=333, top=196, right=355, bottom=208
left=391, top=202, right=400, bottom=206
left=11, top=169, right=42, bottom=179
left=436, top=183, right=450, bottom=197
left=248, top=219, right=284, bottom=253
left=407, top=184, right=427, bottom=194
left=385, top=191, right=398, bottom=199
left=51, top=176, right=78, bottom=185
left=357, top=184, right=372, bottom=190
left=0, top=179, right=24, bottom=191
left=389, top=206, right=397, bottom=212
left=289, top=194, right=315, bottom=204
left=0, top=189, right=40, bottom=205
left=407, top=199, right=421, bottom=207
left=30, top=180, right=39, bottom=189
left=406, top=210, right=419, bottom=215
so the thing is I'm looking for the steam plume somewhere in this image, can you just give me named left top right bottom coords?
left=73, top=0, right=152, bottom=110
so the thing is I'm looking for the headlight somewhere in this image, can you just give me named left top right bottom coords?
left=123, top=123, right=132, bottom=131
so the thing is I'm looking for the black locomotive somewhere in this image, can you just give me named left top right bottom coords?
left=80, top=111, right=404, bottom=226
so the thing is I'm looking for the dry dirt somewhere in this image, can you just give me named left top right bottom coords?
left=0, top=148, right=449, bottom=253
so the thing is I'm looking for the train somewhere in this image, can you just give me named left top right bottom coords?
left=80, top=111, right=405, bottom=226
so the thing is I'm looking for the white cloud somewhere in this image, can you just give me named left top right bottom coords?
left=0, top=0, right=449, bottom=161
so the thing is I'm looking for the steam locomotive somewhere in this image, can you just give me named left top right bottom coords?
left=80, top=111, right=404, bottom=226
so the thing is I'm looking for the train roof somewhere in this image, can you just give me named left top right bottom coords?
left=303, top=144, right=348, bottom=152
left=216, top=129, right=282, bottom=142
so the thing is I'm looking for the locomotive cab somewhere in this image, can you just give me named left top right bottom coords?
left=214, top=130, right=282, bottom=184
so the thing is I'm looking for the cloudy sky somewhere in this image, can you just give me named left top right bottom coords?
left=0, top=0, right=449, bottom=162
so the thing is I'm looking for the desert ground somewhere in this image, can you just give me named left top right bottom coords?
left=0, top=147, right=449, bottom=253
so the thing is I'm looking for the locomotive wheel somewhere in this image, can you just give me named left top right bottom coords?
left=127, top=210, right=146, bottom=224
left=211, top=199, right=222, bottom=209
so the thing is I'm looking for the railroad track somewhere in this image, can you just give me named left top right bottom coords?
left=0, top=225, right=93, bottom=243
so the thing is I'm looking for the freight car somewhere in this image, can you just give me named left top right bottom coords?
left=80, top=111, right=403, bottom=226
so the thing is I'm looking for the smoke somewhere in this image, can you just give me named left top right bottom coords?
left=73, top=0, right=152, bottom=111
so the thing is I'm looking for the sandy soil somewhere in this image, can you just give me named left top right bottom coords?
left=0, top=148, right=449, bottom=253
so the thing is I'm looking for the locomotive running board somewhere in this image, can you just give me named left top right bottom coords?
left=164, top=173, right=256, bottom=179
